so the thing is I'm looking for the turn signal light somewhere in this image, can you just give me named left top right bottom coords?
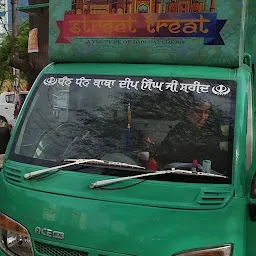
left=0, top=213, right=28, bottom=236
left=173, top=244, right=232, bottom=256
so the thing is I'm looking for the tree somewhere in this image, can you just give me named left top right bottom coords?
left=0, top=20, right=29, bottom=87
left=0, top=35, right=12, bottom=86
left=9, top=0, right=49, bottom=90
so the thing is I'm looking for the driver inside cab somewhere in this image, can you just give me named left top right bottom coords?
left=150, top=96, right=229, bottom=173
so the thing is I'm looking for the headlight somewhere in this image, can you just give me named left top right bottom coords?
left=173, top=244, right=232, bottom=256
left=0, top=213, right=34, bottom=256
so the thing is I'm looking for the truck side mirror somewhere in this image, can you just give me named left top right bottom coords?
left=0, top=126, right=10, bottom=154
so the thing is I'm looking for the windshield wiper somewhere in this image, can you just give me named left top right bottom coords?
left=24, top=159, right=145, bottom=180
left=89, top=169, right=228, bottom=189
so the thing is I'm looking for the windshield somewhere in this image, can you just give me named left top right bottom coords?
left=10, top=74, right=236, bottom=182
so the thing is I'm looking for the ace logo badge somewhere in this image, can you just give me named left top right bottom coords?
left=212, top=84, right=231, bottom=95
left=34, top=227, right=65, bottom=239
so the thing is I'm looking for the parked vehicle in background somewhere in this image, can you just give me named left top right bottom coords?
left=0, top=91, right=28, bottom=128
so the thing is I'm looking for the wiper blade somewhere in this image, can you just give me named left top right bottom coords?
left=64, top=159, right=145, bottom=169
left=24, top=159, right=145, bottom=180
left=24, top=159, right=105, bottom=180
left=90, top=169, right=228, bottom=189
left=63, top=159, right=145, bottom=171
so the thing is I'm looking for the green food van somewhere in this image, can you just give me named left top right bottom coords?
left=1, top=0, right=256, bottom=255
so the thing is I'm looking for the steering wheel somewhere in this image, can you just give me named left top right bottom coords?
left=52, top=123, right=75, bottom=147
left=34, top=123, right=75, bottom=160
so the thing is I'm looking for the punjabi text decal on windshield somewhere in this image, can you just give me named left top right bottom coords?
left=43, top=76, right=231, bottom=96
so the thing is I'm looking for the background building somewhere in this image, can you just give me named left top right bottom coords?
left=0, top=0, right=28, bottom=41
left=0, top=0, right=8, bottom=42
left=7, top=0, right=29, bottom=31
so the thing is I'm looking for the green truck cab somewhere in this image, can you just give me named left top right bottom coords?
left=1, top=0, right=256, bottom=255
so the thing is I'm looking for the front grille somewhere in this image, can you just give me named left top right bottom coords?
left=34, top=241, right=88, bottom=256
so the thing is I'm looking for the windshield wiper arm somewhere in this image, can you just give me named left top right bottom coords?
left=24, top=159, right=145, bottom=180
left=90, top=169, right=228, bottom=189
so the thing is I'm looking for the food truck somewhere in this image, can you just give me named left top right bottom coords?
left=0, top=0, right=256, bottom=255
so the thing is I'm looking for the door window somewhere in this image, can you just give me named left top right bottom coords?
left=5, top=94, right=14, bottom=104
